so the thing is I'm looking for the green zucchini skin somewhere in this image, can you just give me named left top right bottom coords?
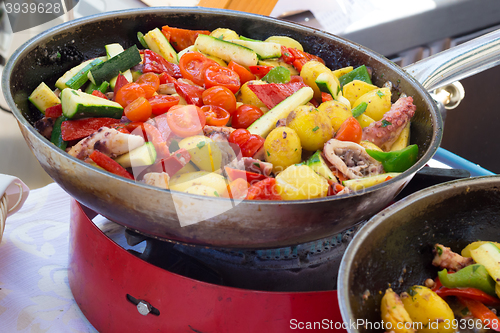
left=61, top=88, right=123, bottom=119
left=51, top=116, right=68, bottom=150
left=65, top=58, right=104, bottom=89
left=88, top=45, right=142, bottom=86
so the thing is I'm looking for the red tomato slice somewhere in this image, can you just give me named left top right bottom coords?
left=246, top=178, right=281, bottom=200
left=240, top=134, right=265, bottom=158
left=115, top=83, right=146, bottom=108
left=231, top=104, right=264, bottom=129
left=166, top=105, right=206, bottom=137
left=142, top=49, right=182, bottom=78
left=148, top=95, right=180, bottom=116
left=203, top=65, right=240, bottom=93
left=201, top=86, right=237, bottom=115
left=228, top=61, right=256, bottom=84
left=173, top=80, right=205, bottom=107
left=179, top=52, right=217, bottom=87
left=201, top=105, right=230, bottom=127
left=124, top=97, right=152, bottom=122
left=335, top=116, right=362, bottom=144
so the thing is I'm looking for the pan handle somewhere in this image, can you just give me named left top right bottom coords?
left=403, top=29, right=500, bottom=91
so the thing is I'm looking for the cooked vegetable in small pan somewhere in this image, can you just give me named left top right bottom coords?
left=381, top=242, right=500, bottom=332
left=30, top=24, right=418, bottom=200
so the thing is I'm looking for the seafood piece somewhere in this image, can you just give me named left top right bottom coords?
left=34, top=117, right=55, bottom=140
left=362, top=96, right=416, bottom=151
left=323, top=139, right=383, bottom=179
left=143, top=172, right=170, bottom=189
left=68, top=127, right=145, bottom=160
left=432, top=243, right=473, bottom=272
left=226, top=157, right=273, bottom=176
left=203, top=125, right=235, bottom=140
left=203, top=125, right=238, bottom=170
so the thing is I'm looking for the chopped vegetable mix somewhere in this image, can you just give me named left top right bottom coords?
left=30, top=25, right=419, bottom=200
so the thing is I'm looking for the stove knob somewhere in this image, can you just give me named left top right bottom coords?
left=137, top=300, right=152, bottom=316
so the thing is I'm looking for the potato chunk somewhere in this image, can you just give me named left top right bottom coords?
left=381, top=289, right=415, bottom=333
left=287, top=105, right=334, bottom=151
left=275, top=164, right=328, bottom=200
left=264, top=126, right=302, bottom=173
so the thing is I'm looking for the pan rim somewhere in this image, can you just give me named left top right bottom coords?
left=2, top=7, right=442, bottom=206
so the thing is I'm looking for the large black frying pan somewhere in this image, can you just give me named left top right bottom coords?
left=338, top=176, right=500, bottom=332
left=1, top=8, right=493, bottom=248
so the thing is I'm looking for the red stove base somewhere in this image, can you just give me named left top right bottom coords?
left=68, top=200, right=345, bottom=332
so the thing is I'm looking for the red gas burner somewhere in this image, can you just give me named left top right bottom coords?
left=68, top=200, right=348, bottom=333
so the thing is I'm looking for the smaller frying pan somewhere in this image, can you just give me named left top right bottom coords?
left=338, top=175, right=500, bottom=332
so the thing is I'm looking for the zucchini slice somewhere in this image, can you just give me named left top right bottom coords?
left=88, top=45, right=141, bottom=86
left=105, top=43, right=134, bottom=89
left=229, top=39, right=281, bottom=59
left=55, top=57, right=107, bottom=90
left=194, top=34, right=258, bottom=68
left=247, top=86, right=314, bottom=138
left=143, top=28, right=178, bottom=64
left=28, top=82, right=61, bottom=113
left=60, top=88, right=123, bottom=119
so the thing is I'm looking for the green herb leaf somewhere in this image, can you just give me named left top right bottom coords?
left=472, top=264, right=479, bottom=273
left=351, top=102, right=368, bottom=117
left=376, top=90, right=385, bottom=98
left=253, top=163, right=260, bottom=168
left=218, top=35, right=224, bottom=40
left=436, top=246, right=443, bottom=256
left=407, top=288, right=417, bottom=297
left=267, top=151, right=270, bottom=157
left=381, top=119, right=392, bottom=128
left=312, top=126, right=319, bottom=132
left=196, top=141, right=206, bottom=149
left=214, top=191, right=219, bottom=197
left=461, top=307, right=469, bottom=316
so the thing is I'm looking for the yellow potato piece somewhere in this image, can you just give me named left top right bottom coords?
left=342, top=80, right=378, bottom=106
left=353, top=87, right=392, bottom=121
left=300, top=61, right=333, bottom=101
left=265, top=36, right=303, bottom=51
left=184, top=185, right=220, bottom=197
left=237, top=80, right=267, bottom=108
left=169, top=171, right=228, bottom=195
left=359, top=140, right=382, bottom=151
left=264, top=127, right=302, bottom=173
left=381, top=289, right=414, bottom=333
left=178, top=136, right=222, bottom=172
left=287, top=105, right=334, bottom=151
left=276, top=164, right=329, bottom=200
left=332, top=66, right=353, bottom=78
left=210, top=28, right=239, bottom=41
left=401, top=286, right=454, bottom=333
left=390, top=122, right=410, bottom=151
left=356, top=114, right=375, bottom=128
left=317, top=100, right=351, bottom=132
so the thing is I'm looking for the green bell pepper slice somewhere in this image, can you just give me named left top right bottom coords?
left=438, top=264, right=497, bottom=296
left=262, top=66, right=291, bottom=84
left=366, top=144, right=418, bottom=173
left=338, top=65, right=372, bottom=87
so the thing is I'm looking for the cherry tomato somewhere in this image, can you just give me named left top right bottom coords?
left=248, top=65, right=273, bottom=77
left=228, top=129, right=264, bottom=157
left=240, top=134, right=264, bottom=157
left=202, top=86, right=237, bottom=114
left=335, top=116, right=363, bottom=144
left=179, top=52, right=217, bottom=87
left=228, top=61, right=256, bottom=85
left=203, top=65, right=240, bottom=93
left=124, top=97, right=152, bottom=122
left=166, top=105, right=206, bottom=138
left=231, top=104, right=264, bottom=129
left=228, top=128, right=251, bottom=147
left=148, top=95, right=180, bottom=116
left=114, top=83, right=146, bottom=108
left=226, top=178, right=250, bottom=200
left=201, top=105, right=230, bottom=127
left=136, top=73, right=160, bottom=91
left=136, top=73, right=160, bottom=98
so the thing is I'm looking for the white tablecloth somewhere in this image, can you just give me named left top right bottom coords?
left=0, top=183, right=97, bottom=332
